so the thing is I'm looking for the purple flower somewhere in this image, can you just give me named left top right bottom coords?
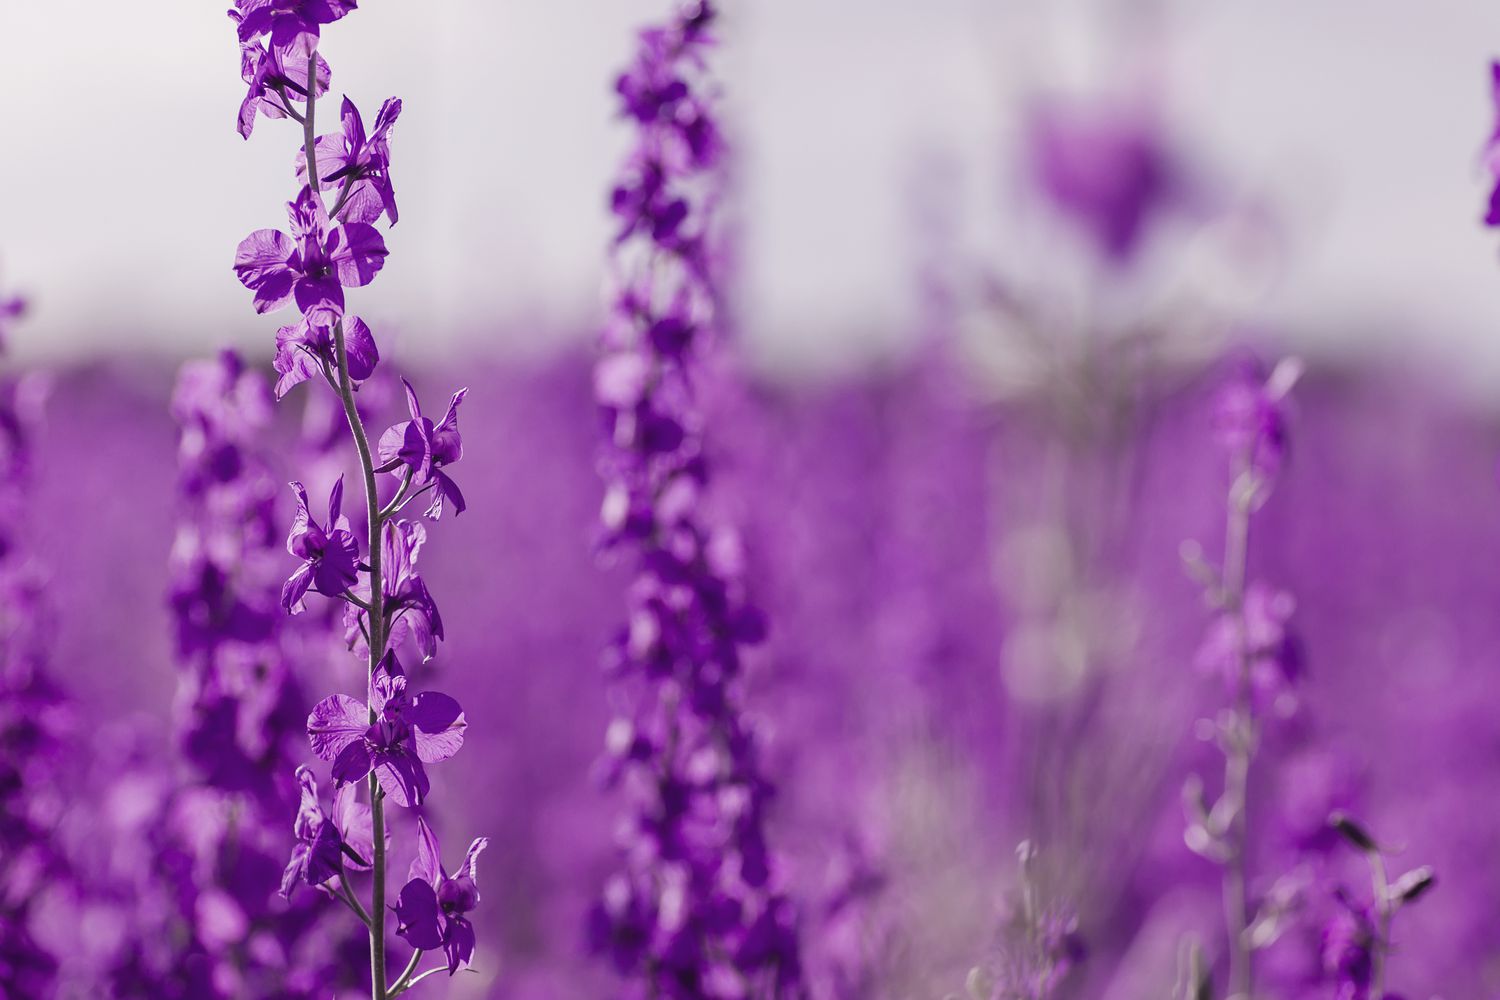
left=279, top=765, right=374, bottom=898
left=1027, top=100, right=1174, bottom=262
left=305, top=653, right=465, bottom=807
left=1195, top=580, right=1301, bottom=717
left=282, top=476, right=360, bottom=613
left=394, top=817, right=489, bottom=974
left=233, top=186, right=387, bottom=317
left=342, top=518, right=445, bottom=661
left=1321, top=888, right=1375, bottom=999
left=1483, top=61, right=1500, bottom=226
left=1212, top=356, right=1303, bottom=481
left=0, top=291, right=25, bottom=351
left=232, top=0, right=357, bottom=63
left=297, top=97, right=402, bottom=225
left=377, top=380, right=469, bottom=519
left=273, top=313, right=379, bottom=398
left=231, top=28, right=330, bottom=139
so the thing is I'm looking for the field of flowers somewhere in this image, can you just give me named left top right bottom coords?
left=3, top=3, right=1500, bottom=999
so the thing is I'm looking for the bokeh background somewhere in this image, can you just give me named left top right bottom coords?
left=4, top=1, right=1500, bottom=997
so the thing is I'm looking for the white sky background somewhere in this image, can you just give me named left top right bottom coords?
left=4, top=1, right=1500, bottom=387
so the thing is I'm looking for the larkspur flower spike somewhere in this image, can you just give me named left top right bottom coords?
left=225, top=5, right=487, bottom=993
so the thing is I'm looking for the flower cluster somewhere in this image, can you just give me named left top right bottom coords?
left=0, top=283, right=67, bottom=997
left=227, top=2, right=486, bottom=993
left=85, top=349, right=367, bottom=997
left=1182, top=357, right=1307, bottom=998
left=587, top=4, right=805, bottom=997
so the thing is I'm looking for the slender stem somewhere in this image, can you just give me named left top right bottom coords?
left=1222, top=466, right=1254, bottom=1000
left=1369, top=850, right=1391, bottom=998
left=303, top=52, right=390, bottom=1000
left=387, top=950, right=425, bottom=995
left=338, top=864, right=373, bottom=927
left=378, top=468, right=415, bottom=522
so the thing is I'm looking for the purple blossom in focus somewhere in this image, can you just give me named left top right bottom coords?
left=233, top=185, right=387, bottom=317
left=282, top=476, right=360, bottom=613
left=394, top=816, right=489, bottom=974
left=297, top=96, right=402, bottom=225
left=231, top=0, right=356, bottom=63
left=280, top=764, right=374, bottom=898
left=377, top=380, right=469, bottom=520
left=274, top=313, right=379, bottom=398
left=306, top=652, right=465, bottom=807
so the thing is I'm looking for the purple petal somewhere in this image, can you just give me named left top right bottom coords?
left=408, top=691, right=466, bottom=764
left=401, top=378, right=422, bottom=420
left=328, top=223, right=388, bottom=287
left=371, top=747, right=428, bottom=808
left=311, top=529, right=359, bottom=595
left=331, top=738, right=375, bottom=787
left=281, top=562, right=315, bottom=614
left=459, top=836, right=489, bottom=886
left=410, top=815, right=442, bottom=887
left=340, top=95, right=367, bottom=152
left=443, top=916, right=476, bottom=973
left=273, top=322, right=321, bottom=397
left=233, top=229, right=296, bottom=312
left=293, top=273, right=345, bottom=317
left=344, top=315, right=380, bottom=381
left=333, top=782, right=374, bottom=870
left=307, top=693, right=369, bottom=762
left=394, top=878, right=444, bottom=950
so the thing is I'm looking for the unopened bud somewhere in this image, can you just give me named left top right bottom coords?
left=1389, top=866, right=1435, bottom=905
left=1328, top=811, right=1378, bottom=853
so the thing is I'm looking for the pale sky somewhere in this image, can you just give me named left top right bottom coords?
left=4, top=1, right=1500, bottom=389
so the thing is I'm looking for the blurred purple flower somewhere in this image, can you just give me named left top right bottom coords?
left=393, top=816, right=489, bottom=974
left=1195, top=580, right=1302, bottom=717
left=1028, top=101, right=1173, bottom=262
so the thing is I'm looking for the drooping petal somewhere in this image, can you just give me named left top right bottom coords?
left=331, top=737, right=375, bottom=787
left=443, top=916, right=476, bottom=973
left=293, top=272, right=346, bottom=317
left=343, top=315, right=380, bottom=381
left=273, top=321, right=323, bottom=397
left=280, top=842, right=311, bottom=900
left=408, top=691, right=465, bottom=763
left=307, top=693, right=370, bottom=761
left=281, top=561, right=315, bottom=614
left=371, top=745, right=428, bottom=807
left=394, top=878, right=444, bottom=950
left=311, top=528, right=359, bottom=595
left=333, top=781, right=374, bottom=870
left=427, top=471, right=466, bottom=519
left=409, top=815, right=442, bottom=886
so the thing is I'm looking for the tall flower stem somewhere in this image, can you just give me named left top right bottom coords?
left=301, top=52, right=389, bottom=1000
left=1222, top=463, right=1254, bottom=999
